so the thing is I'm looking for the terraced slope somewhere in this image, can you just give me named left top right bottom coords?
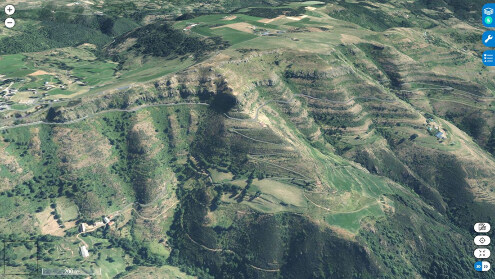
left=1, top=1, right=495, bottom=278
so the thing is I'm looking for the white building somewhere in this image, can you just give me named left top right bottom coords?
left=80, top=246, right=89, bottom=258
left=79, top=223, right=86, bottom=233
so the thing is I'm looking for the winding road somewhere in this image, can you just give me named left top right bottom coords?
left=0, top=102, right=208, bottom=131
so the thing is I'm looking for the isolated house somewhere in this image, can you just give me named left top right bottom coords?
left=183, top=24, right=198, bottom=31
left=103, top=216, right=110, bottom=224
left=435, top=132, right=445, bottom=139
left=80, top=246, right=89, bottom=258
left=79, top=223, right=86, bottom=233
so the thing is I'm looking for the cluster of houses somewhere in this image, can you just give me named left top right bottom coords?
left=0, top=72, right=84, bottom=110
left=0, top=77, right=18, bottom=96
left=426, top=118, right=447, bottom=141
left=78, top=215, right=114, bottom=258
left=0, top=77, right=16, bottom=110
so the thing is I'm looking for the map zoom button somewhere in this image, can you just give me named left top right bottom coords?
left=4, top=18, right=15, bottom=29
left=5, top=5, right=15, bottom=15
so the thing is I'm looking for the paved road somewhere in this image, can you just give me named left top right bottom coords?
left=0, top=102, right=209, bottom=131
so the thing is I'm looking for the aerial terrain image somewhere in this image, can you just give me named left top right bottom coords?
left=0, top=0, right=494, bottom=278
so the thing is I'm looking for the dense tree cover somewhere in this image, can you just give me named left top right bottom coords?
left=45, top=107, right=62, bottom=123
left=327, top=0, right=485, bottom=32
left=487, top=127, right=495, bottom=155
left=103, top=1, right=145, bottom=21
left=167, top=178, right=381, bottom=279
left=0, top=23, right=111, bottom=55
left=127, top=23, right=228, bottom=58
left=126, top=129, right=161, bottom=204
left=418, top=0, right=485, bottom=19
left=327, top=2, right=413, bottom=32
left=0, top=3, right=139, bottom=55
left=360, top=194, right=476, bottom=279
left=444, top=111, right=493, bottom=153
left=36, top=2, right=139, bottom=35
left=208, top=78, right=237, bottom=113
left=460, top=114, right=486, bottom=140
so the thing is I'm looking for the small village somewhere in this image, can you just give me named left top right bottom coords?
left=0, top=68, right=88, bottom=111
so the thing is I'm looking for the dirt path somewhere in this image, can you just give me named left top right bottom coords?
left=249, top=264, right=280, bottom=272
left=303, top=191, right=377, bottom=214
left=126, top=201, right=178, bottom=221
left=184, top=233, right=230, bottom=253
left=249, top=156, right=314, bottom=181
left=184, top=228, right=281, bottom=273
left=229, top=129, right=281, bottom=145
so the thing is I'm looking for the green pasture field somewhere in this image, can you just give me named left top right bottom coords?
left=56, top=197, right=79, bottom=221
left=71, top=61, right=117, bottom=86
left=3, top=241, right=38, bottom=275
left=96, top=246, right=129, bottom=279
left=0, top=54, right=35, bottom=77
left=210, top=27, right=257, bottom=45
left=250, top=178, right=305, bottom=207
left=175, top=13, right=282, bottom=36
left=47, top=88, right=75, bottom=96
left=325, top=202, right=384, bottom=233
left=210, top=168, right=234, bottom=182
left=8, top=104, right=31, bottom=110
left=123, top=266, right=197, bottom=278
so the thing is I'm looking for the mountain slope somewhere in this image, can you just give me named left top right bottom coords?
left=0, top=1, right=494, bottom=278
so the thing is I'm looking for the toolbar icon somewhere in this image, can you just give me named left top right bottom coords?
left=475, top=248, right=491, bottom=259
left=483, top=4, right=495, bottom=27
left=484, top=32, right=495, bottom=47
left=483, top=51, right=495, bottom=66
left=475, top=235, right=491, bottom=246
left=475, top=261, right=491, bottom=272
left=475, top=223, right=491, bottom=233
